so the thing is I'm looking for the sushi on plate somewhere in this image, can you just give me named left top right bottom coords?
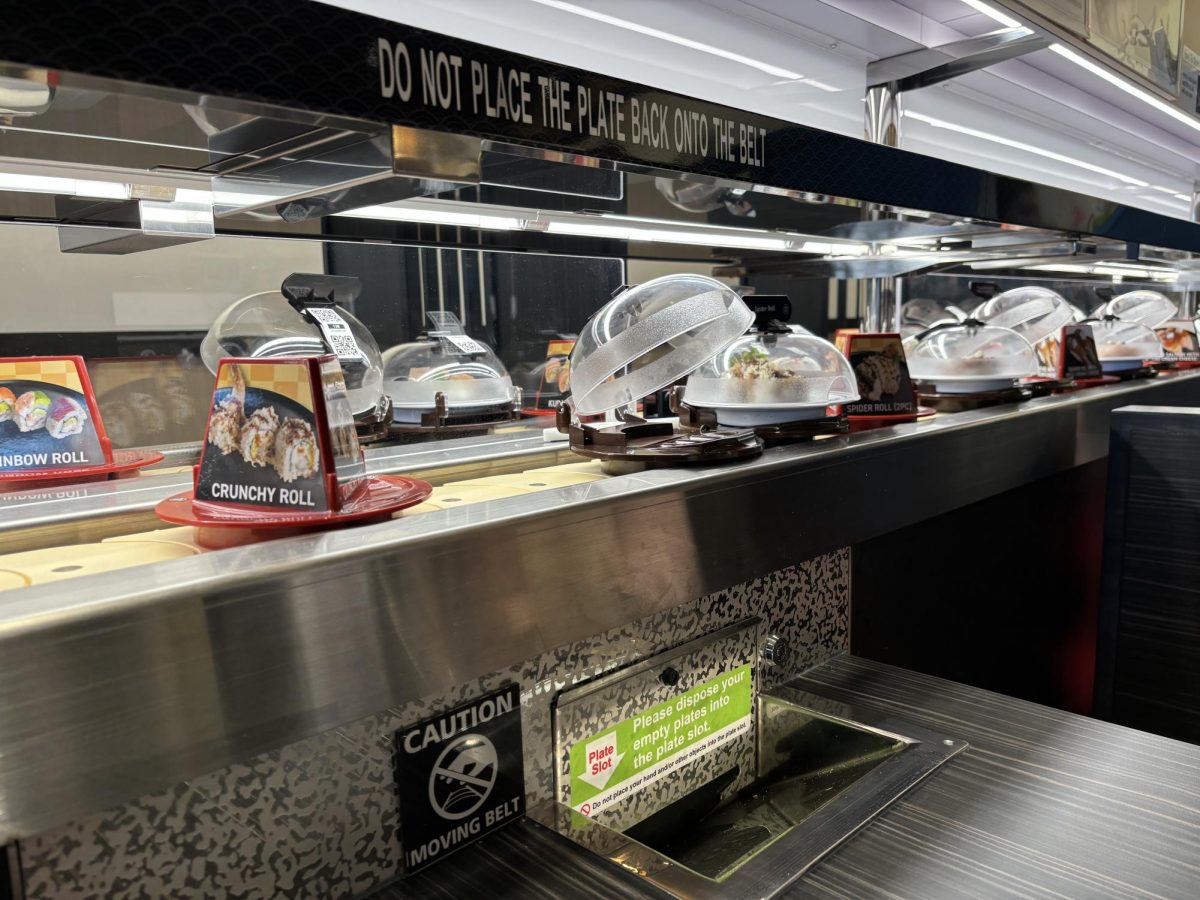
left=273, top=417, right=320, bottom=483
left=45, top=396, right=88, bottom=439
left=0, top=387, right=14, bottom=422
left=239, top=406, right=279, bottom=467
left=14, top=390, right=51, bottom=432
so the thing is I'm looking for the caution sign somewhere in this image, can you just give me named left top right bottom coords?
left=395, top=683, right=525, bottom=874
left=569, top=665, right=752, bottom=818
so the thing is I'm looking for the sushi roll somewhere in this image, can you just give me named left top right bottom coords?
left=0, top=387, right=14, bottom=422
left=13, top=390, right=51, bottom=432
left=206, top=398, right=244, bottom=455
left=238, top=406, right=279, bottom=467
left=45, top=396, right=88, bottom=439
left=273, top=417, right=320, bottom=483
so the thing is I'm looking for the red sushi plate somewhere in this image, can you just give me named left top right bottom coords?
left=0, top=448, right=164, bottom=483
left=155, top=474, right=432, bottom=529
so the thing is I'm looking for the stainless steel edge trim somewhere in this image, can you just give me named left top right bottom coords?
left=0, top=373, right=1196, bottom=841
left=0, top=428, right=564, bottom=546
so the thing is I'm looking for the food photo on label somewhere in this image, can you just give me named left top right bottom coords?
left=45, top=396, right=87, bottom=438
left=198, top=364, right=325, bottom=510
left=239, top=407, right=280, bottom=468
left=0, top=378, right=106, bottom=472
left=14, top=390, right=51, bottom=432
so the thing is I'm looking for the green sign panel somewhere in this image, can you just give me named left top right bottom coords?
left=569, top=664, right=753, bottom=816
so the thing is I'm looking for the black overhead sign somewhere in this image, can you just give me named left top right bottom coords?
left=373, top=33, right=768, bottom=174
left=394, top=683, right=525, bottom=875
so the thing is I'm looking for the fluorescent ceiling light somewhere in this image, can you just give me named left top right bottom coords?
left=958, top=0, right=1022, bottom=29
left=546, top=215, right=869, bottom=254
left=1049, top=43, right=1200, bottom=135
left=790, top=78, right=842, bottom=92
left=959, top=5, right=1200, bottom=142
left=1022, top=262, right=1178, bottom=281
left=335, top=204, right=524, bottom=231
left=545, top=218, right=795, bottom=250
left=1147, top=184, right=1193, bottom=202
left=526, top=0, right=805, bottom=80
left=904, top=109, right=1151, bottom=187
left=337, top=198, right=874, bottom=255
left=0, top=172, right=129, bottom=199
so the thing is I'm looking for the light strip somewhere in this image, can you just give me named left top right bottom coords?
left=544, top=215, right=870, bottom=254
left=959, top=4, right=1200, bottom=147
left=526, top=0, right=805, bottom=80
left=544, top=219, right=795, bottom=251
left=904, top=110, right=1151, bottom=187
left=958, top=0, right=1022, bottom=29
left=0, top=172, right=129, bottom=199
left=335, top=204, right=525, bottom=231
left=1049, top=43, right=1200, bottom=135
left=1022, top=262, right=1178, bottom=281
left=336, top=199, right=876, bottom=255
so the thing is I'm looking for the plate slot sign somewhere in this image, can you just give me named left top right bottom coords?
left=553, top=620, right=761, bottom=836
left=570, top=664, right=752, bottom=819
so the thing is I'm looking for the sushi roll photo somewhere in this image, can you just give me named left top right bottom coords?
left=238, top=406, right=279, bottom=467
left=273, top=417, right=320, bottom=483
left=207, top=398, right=244, bottom=455
left=0, top=387, right=14, bottom=423
left=45, top=396, right=88, bottom=439
left=14, top=390, right=51, bottom=432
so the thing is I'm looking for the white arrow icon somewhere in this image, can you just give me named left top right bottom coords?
left=578, top=732, right=623, bottom=791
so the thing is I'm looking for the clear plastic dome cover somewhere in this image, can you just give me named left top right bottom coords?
left=382, top=334, right=516, bottom=413
left=901, top=298, right=956, bottom=329
left=1100, top=290, right=1178, bottom=328
left=1091, top=317, right=1163, bottom=362
left=570, top=274, right=753, bottom=415
left=201, top=290, right=384, bottom=416
left=907, top=322, right=1037, bottom=390
left=974, top=286, right=1074, bottom=346
left=900, top=299, right=965, bottom=339
left=684, top=331, right=858, bottom=424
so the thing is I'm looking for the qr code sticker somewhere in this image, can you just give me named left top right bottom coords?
left=307, top=307, right=364, bottom=360
left=327, top=334, right=361, bottom=357
left=442, top=334, right=488, bottom=355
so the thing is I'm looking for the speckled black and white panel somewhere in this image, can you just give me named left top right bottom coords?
left=18, top=549, right=849, bottom=899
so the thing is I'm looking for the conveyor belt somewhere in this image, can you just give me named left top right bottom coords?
left=0, top=460, right=608, bottom=591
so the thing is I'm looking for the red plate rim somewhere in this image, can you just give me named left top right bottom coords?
left=155, top=474, right=432, bottom=529
left=0, top=448, right=165, bottom=482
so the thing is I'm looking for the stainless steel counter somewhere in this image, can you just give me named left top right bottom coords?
left=1, top=372, right=1198, bottom=842
left=380, top=655, right=1200, bottom=900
